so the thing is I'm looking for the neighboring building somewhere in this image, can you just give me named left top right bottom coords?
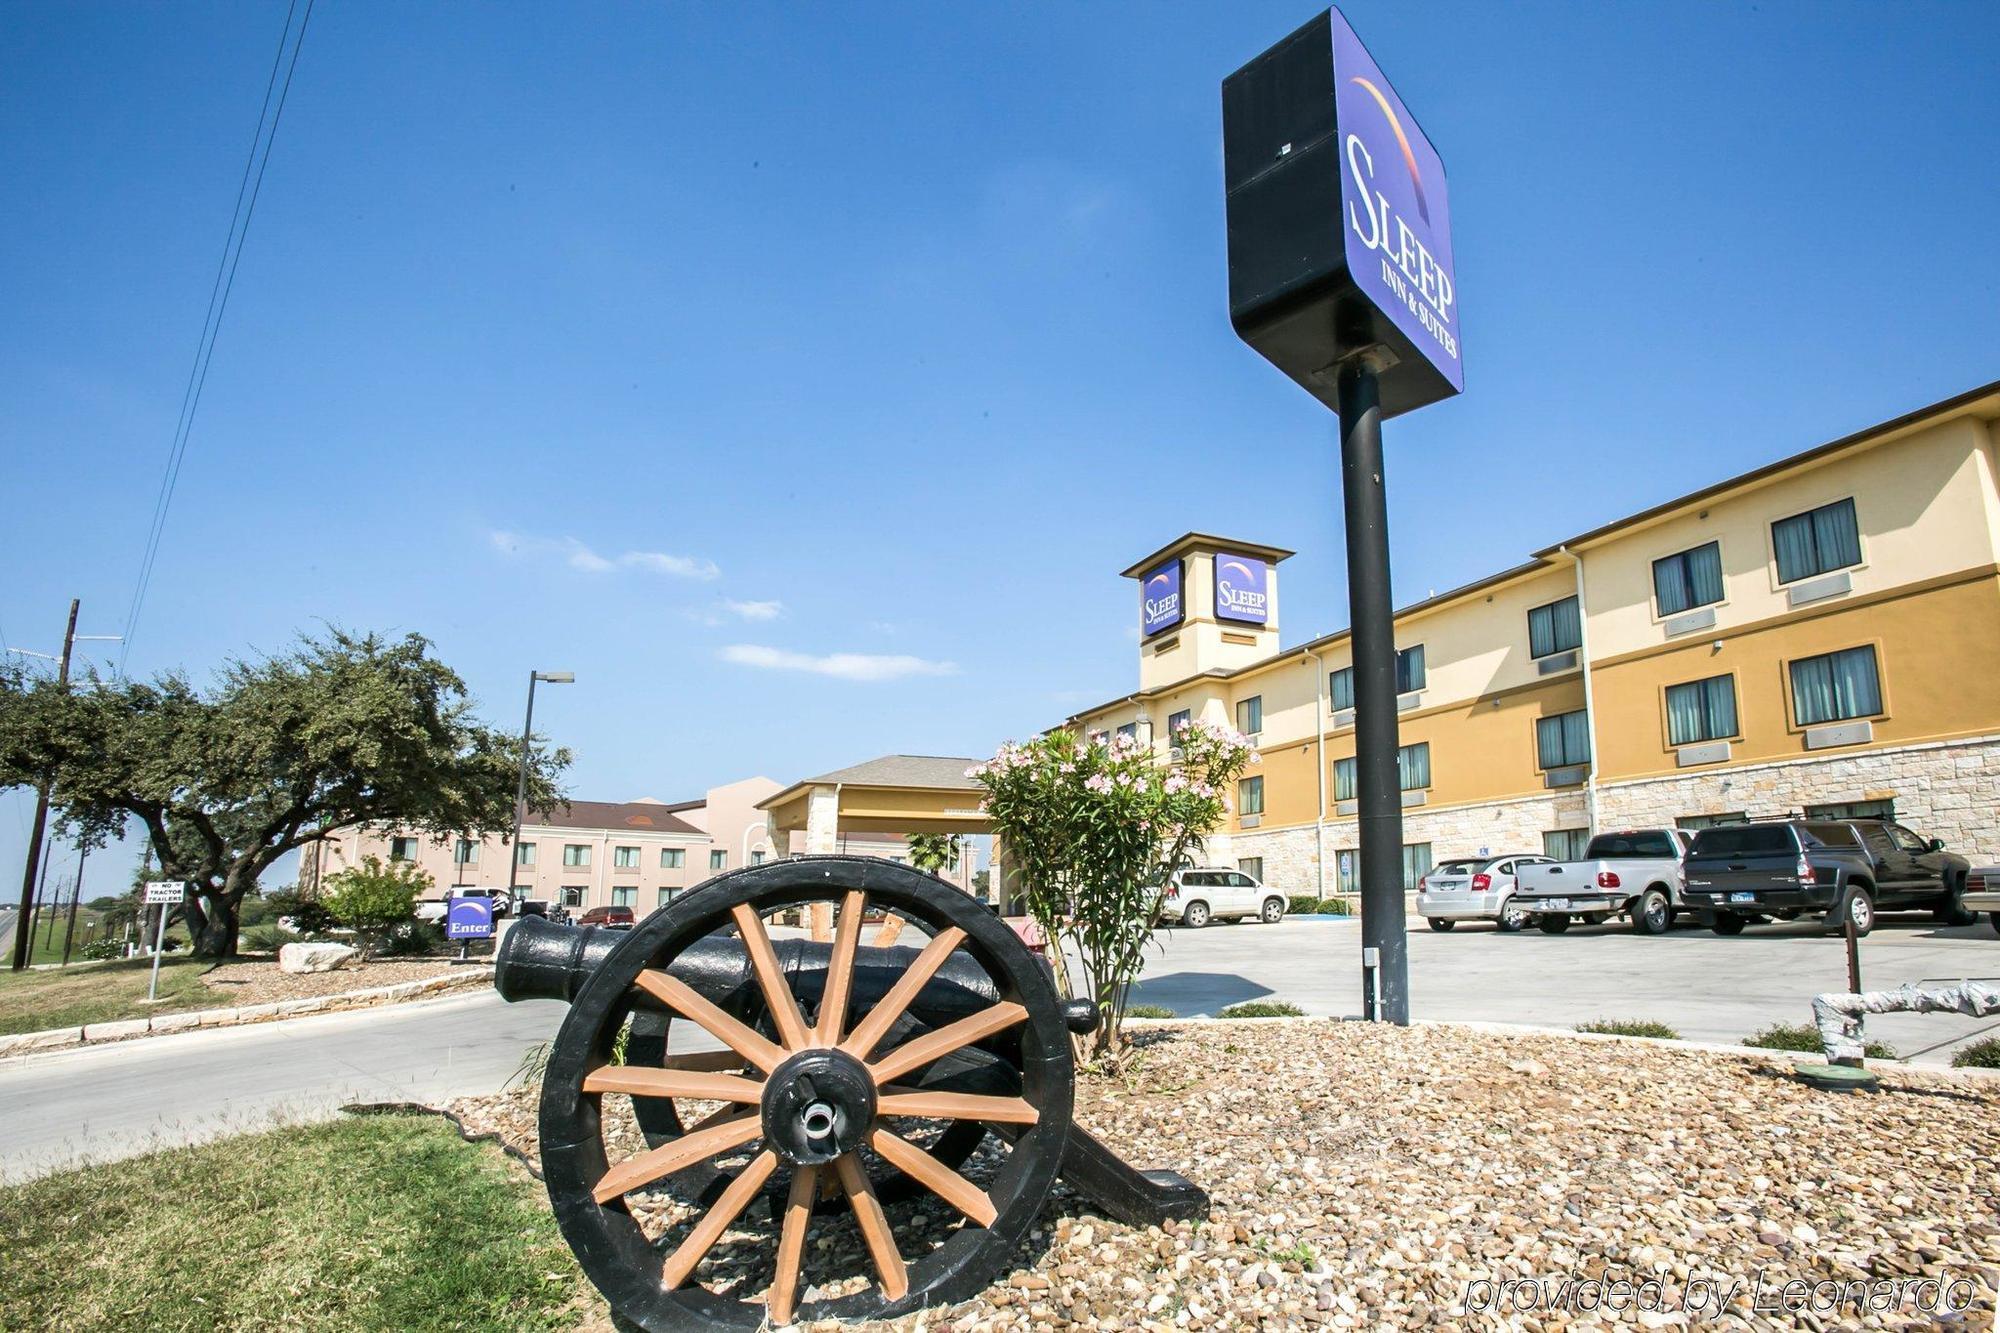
left=311, top=778, right=785, bottom=912
left=759, top=755, right=985, bottom=895
left=1063, top=380, right=2000, bottom=898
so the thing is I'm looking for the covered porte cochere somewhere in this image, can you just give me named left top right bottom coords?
left=757, top=754, right=1004, bottom=903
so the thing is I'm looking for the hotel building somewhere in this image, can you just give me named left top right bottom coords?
left=1062, top=381, right=2000, bottom=898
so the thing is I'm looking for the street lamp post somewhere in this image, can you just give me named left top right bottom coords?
left=506, top=670, right=573, bottom=904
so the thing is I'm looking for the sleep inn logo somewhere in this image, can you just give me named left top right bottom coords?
left=1214, top=554, right=1270, bottom=626
left=1141, top=560, right=1184, bottom=637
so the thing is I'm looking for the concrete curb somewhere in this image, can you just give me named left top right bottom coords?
left=0, top=966, right=495, bottom=1058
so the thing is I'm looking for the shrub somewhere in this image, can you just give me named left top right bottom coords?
left=1315, top=897, right=1354, bottom=915
left=321, top=856, right=432, bottom=957
left=378, top=918, right=446, bottom=957
left=1219, top=1000, right=1305, bottom=1019
left=263, top=888, right=334, bottom=935
left=1576, top=1019, right=1680, bottom=1039
left=240, top=924, right=292, bottom=954
left=1744, top=1021, right=1897, bottom=1061
left=1950, top=1037, right=2000, bottom=1069
left=78, top=938, right=123, bottom=961
left=1286, top=895, right=1320, bottom=915
left=1125, top=1004, right=1178, bottom=1019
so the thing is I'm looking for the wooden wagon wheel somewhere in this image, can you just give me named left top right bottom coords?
left=539, top=857, right=1074, bottom=1330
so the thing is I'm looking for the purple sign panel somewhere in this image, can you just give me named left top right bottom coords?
left=1140, top=560, right=1184, bottom=637
left=445, top=896, right=495, bottom=941
left=1331, top=6, right=1462, bottom=393
left=1213, top=554, right=1270, bottom=625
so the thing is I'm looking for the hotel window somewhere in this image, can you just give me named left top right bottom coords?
left=1653, top=541, right=1723, bottom=616
left=1237, top=776, right=1264, bottom=817
left=389, top=836, right=419, bottom=862
left=560, top=887, right=584, bottom=908
left=1676, top=812, right=1748, bottom=830
left=1543, top=828, right=1590, bottom=861
left=1772, top=498, right=1860, bottom=584
left=657, top=887, right=675, bottom=908
left=1789, top=645, right=1881, bottom=726
left=1527, top=596, right=1581, bottom=659
left=1328, top=667, right=1354, bottom=711
left=611, top=886, right=635, bottom=908
left=562, top=844, right=590, bottom=868
left=1332, top=757, right=1356, bottom=802
left=660, top=848, right=685, bottom=869
left=1116, top=722, right=1137, bottom=742
left=1398, top=741, right=1431, bottom=791
left=1396, top=645, right=1426, bottom=693
left=710, top=850, right=728, bottom=871
left=1236, top=696, right=1263, bottom=735
left=751, top=849, right=767, bottom=865
left=1665, top=674, right=1738, bottom=746
left=1237, top=857, right=1264, bottom=881
left=1167, top=709, right=1191, bottom=737
left=453, top=838, right=479, bottom=865
left=1401, top=843, right=1433, bottom=892
left=1535, top=710, right=1591, bottom=769
left=516, top=842, right=536, bottom=867
left=614, top=845, right=639, bottom=869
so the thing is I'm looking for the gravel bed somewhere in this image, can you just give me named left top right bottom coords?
left=448, top=1021, right=2000, bottom=1329
left=200, top=957, right=477, bottom=1006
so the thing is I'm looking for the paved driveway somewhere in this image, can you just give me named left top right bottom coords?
left=1129, top=912, right=2000, bottom=1064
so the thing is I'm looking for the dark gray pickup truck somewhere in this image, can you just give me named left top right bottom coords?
left=1681, top=818, right=1973, bottom=936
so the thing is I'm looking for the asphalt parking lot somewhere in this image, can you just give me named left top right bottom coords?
left=1127, top=910, right=2000, bottom=1066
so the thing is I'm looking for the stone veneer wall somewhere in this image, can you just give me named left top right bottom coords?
left=1226, top=733, right=2000, bottom=892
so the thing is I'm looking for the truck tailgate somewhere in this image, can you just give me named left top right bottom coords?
left=1683, top=853, right=1797, bottom=903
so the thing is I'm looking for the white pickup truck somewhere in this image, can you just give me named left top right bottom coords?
left=1512, top=828, right=1692, bottom=935
left=1966, top=865, right=2000, bottom=935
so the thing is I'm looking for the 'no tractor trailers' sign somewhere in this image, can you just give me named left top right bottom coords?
left=143, top=881, right=186, bottom=905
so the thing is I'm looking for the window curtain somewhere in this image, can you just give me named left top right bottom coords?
left=1238, top=777, right=1264, bottom=816
left=1396, top=645, right=1426, bottom=693
left=1536, top=710, right=1590, bottom=768
left=1333, top=758, right=1356, bottom=801
left=1658, top=542, right=1725, bottom=614
left=1812, top=499, right=1861, bottom=571
left=1531, top=598, right=1582, bottom=657
left=1687, top=542, right=1724, bottom=606
left=1329, top=668, right=1354, bottom=711
left=1772, top=513, right=1816, bottom=583
left=1666, top=675, right=1736, bottom=745
left=1791, top=646, right=1880, bottom=725
left=1397, top=742, right=1431, bottom=790
left=1401, top=843, right=1433, bottom=892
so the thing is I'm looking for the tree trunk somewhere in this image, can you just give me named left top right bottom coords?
left=187, top=890, right=240, bottom=958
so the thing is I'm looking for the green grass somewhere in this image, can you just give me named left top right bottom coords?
left=1218, top=1000, right=1305, bottom=1019
left=1950, top=1036, right=2000, bottom=1069
left=1123, top=1004, right=1178, bottom=1019
left=14, top=908, right=112, bottom=964
left=1576, top=1019, right=1681, bottom=1040
left=0, top=954, right=214, bottom=1036
left=1744, top=1021, right=1898, bottom=1062
left=0, top=1115, right=595, bottom=1332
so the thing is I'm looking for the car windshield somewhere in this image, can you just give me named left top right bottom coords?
left=1690, top=825, right=1795, bottom=856
left=1584, top=832, right=1677, bottom=858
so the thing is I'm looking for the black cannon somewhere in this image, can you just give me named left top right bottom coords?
left=495, top=855, right=1205, bottom=1330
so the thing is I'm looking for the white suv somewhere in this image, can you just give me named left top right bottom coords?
left=1158, top=868, right=1286, bottom=928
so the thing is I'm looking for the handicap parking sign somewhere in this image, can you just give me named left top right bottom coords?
left=445, top=896, right=496, bottom=940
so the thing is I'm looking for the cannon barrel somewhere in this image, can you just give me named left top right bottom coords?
left=497, top=913, right=1099, bottom=1034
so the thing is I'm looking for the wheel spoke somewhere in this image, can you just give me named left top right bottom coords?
left=839, top=926, right=967, bottom=1060
left=808, top=901, right=834, bottom=942
left=767, top=1164, right=818, bottom=1325
left=867, top=1001, right=1028, bottom=1085
left=816, top=890, right=867, bottom=1045
left=731, top=903, right=813, bottom=1051
left=663, top=1050, right=754, bottom=1073
left=661, top=1149, right=779, bottom=1289
left=592, top=1108, right=762, bottom=1203
left=833, top=1152, right=908, bottom=1301
left=582, top=1066, right=764, bottom=1103
left=869, top=913, right=907, bottom=948
left=868, top=1127, right=998, bottom=1227
left=634, top=968, right=788, bottom=1073
left=876, top=1088, right=1038, bottom=1124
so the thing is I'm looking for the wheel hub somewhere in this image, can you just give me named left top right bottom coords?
left=761, top=1048, right=877, bottom=1165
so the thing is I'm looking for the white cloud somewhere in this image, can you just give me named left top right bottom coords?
left=723, top=599, right=784, bottom=622
left=719, top=644, right=959, bottom=683
left=490, top=530, right=719, bottom=581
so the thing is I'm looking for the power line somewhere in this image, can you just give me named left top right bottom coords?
left=120, top=0, right=316, bottom=674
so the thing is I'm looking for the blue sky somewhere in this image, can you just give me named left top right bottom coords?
left=4, top=2, right=1997, bottom=898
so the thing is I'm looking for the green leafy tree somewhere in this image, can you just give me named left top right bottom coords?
left=970, top=718, right=1256, bottom=1059
left=321, top=856, right=431, bottom=957
left=0, top=630, right=567, bottom=958
left=905, top=832, right=960, bottom=876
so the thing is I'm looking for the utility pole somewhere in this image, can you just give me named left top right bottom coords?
left=11, top=599, right=78, bottom=971
left=61, top=842, right=89, bottom=966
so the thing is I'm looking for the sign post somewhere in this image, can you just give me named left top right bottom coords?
left=1224, top=8, right=1464, bottom=1025
left=142, top=881, right=185, bottom=1002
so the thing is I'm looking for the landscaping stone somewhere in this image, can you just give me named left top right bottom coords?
left=81, top=1019, right=150, bottom=1042
left=147, top=1012, right=202, bottom=1034
left=450, top=1020, right=2000, bottom=1330
left=278, top=942, right=357, bottom=974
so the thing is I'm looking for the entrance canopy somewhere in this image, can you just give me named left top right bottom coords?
left=759, top=754, right=989, bottom=855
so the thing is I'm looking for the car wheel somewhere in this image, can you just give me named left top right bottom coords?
left=1182, top=901, right=1210, bottom=929
left=1495, top=903, right=1527, bottom=933
left=1934, top=880, right=1978, bottom=926
left=1583, top=913, right=1609, bottom=926
left=1537, top=914, right=1571, bottom=935
left=1261, top=897, right=1285, bottom=924
left=1990, top=911, right=2000, bottom=936
left=1836, top=886, right=1875, bottom=937
left=1711, top=913, right=1746, bottom=936
left=1427, top=917, right=1455, bottom=932
left=1632, top=888, right=1672, bottom=936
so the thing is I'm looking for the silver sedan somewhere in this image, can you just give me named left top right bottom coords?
left=1416, top=854, right=1556, bottom=932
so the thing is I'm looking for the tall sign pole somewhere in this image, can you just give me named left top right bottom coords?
left=10, top=599, right=79, bottom=972
left=1224, top=8, right=1465, bottom=1025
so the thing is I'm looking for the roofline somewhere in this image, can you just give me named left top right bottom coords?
left=1119, top=532, right=1297, bottom=579
left=1536, top=377, right=2000, bottom=556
